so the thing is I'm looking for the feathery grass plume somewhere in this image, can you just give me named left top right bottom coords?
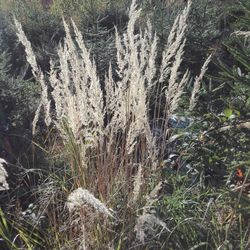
left=141, top=20, right=158, bottom=90
left=158, top=0, right=191, bottom=114
left=189, top=54, right=212, bottom=111
left=15, top=16, right=104, bottom=143
left=13, top=18, right=39, bottom=75
left=0, top=158, right=9, bottom=191
left=66, top=188, right=114, bottom=218
left=108, top=0, right=158, bottom=154
left=49, top=19, right=104, bottom=144
left=71, top=19, right=104, bottom=132
left=134, top=213, right=169, bottom=244
left=159, top=0, right=191, bottom=82
left=104, top=61, right=127, bottom=134
left=14, top=17, right=51, bottom=133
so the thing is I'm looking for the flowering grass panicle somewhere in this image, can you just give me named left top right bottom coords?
left=189, top=54, right=213, bottom=111
left=66, top=188, right=114, bottom=218
left=159, top=0, right=192, bottom=114
left=14, top=17, right=51, bottom=133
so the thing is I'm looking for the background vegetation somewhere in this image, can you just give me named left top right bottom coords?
left=0, top=0, right=249, bottom=249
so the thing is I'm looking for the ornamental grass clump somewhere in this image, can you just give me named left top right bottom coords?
left=14, top=0, right=211, bottom=248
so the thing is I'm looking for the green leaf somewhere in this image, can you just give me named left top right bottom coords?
left=245, top=97, right=250, bottom=109
left=224, top=108, right=233, bottom=118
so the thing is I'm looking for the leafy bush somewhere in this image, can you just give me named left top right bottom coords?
left=0, top=50, right=40, bottom=164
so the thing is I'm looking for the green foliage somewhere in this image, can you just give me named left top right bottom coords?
left=51, top=0, right=108, bottom=22
left=0, top=207, right=45, bottom=250
left=0, top=52, right=39, bottom=129
left=155, top=167, right=250, bottom=249
left=216, top=42, right=250, bottom=115
left=230, top=0, right=250, bottom=31
left=214, top=0, right=250, bottom=116
left=157, top=3, right=250, bottom=247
